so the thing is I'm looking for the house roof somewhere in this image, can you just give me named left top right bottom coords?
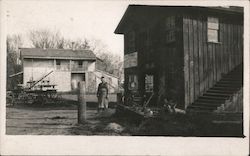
left=20, top=48, right=96, bottom=60
left=114, top=5, right=243, bottom=34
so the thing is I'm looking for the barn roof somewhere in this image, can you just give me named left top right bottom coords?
left=20, top=48, right=96, bottom=60
left=114, top=5, right=243, bottom=34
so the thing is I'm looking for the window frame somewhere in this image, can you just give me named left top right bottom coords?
left=78, top=61, right=83, bottom=68
left=56, top=60, right=61, bottom=70
left=145, top=74, right=154, bottom=93
left=165, top=16, right=176, bottom=43
left=128, top=74, right=138, bottom=90
left=207, top=17, right=220, bottom=43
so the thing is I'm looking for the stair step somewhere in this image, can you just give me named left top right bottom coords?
left=215, top=82, right=242, bottom=87
left=223, top=76, right=242, bottom=80
left=193, top=101, right=222, bottom=106
left=188, top=106, right=215, bottom=111
left=221, top=78, right=242, bottom=82
left=197, top=98, right=224, bottom=104
left=200, top=95, right=227, bottom=100
left=224, top=71, right=242, bottom=75
left=215, top=82, right=242, bottom=86
left=187, top=109, right=213, bottom=113
left=203, top=92, right=231, bottom=97
left=226, top=72, right=242, bottom=75
left=188, top=107, right=215, bottom=111
left=207, top=89, right=236, bottom=94
left=214, top=84, right=241, bottom=88
left=192, top=103, right=219, bottom=108
left=218, top=81, right=242, bottom=85
left=211, top=86, right=239, bottom=91
left=218, top=80, right=242, bottom=84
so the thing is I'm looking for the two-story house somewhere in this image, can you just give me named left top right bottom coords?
left=20, top=48, right=118, bottom=93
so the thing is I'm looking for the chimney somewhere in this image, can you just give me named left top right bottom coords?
left=43, top=43, right=46, bottom=50
left=72, top=42, right=75, bottom=51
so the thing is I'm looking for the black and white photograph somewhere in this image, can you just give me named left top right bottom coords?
left=0, top=0, right=249, bottom=155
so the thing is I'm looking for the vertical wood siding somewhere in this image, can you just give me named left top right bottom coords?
left=183, top=16, right=243, bottom=107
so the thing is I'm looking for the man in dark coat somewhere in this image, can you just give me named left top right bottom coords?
left=97, top=76, right=109, bottom=112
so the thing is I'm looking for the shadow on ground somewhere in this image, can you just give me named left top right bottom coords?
left=6, top=101, right=243, bottom=137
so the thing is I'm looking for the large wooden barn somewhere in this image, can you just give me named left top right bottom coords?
left=115, top=5, right=243, bottom=112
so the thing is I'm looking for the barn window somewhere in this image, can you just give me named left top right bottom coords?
left=165, top=16, right=175, bottom=43
left=128, top=74, right=138, bottom=90
left=165, top=16, right=175, bottom=30
left=127, top=31, right=136, bottom=53
left=145, top=74, right=154, bottom=93
left=166, top=30, right=175, bottom=43
left=207, top=17, right=219, bottom=42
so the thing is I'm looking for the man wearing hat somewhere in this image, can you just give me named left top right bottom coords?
left=97, top=76, right=109, bottom=112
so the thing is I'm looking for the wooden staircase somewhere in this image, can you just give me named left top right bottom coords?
left=187, top=64, right=243, bottom=113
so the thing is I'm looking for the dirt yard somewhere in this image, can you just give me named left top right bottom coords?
left=6, top=93, right=125, bottom=135
left=6, top=106, right=78, bottom=135
left=6, top=102, right=128, bottom=135
left=6, top=100, right=243, bottom=136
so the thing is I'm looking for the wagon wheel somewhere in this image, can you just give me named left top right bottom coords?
left=6, top=92, right=15, bottom=106
left=17, top=91, right=27, bottom=104
left=52, top=93, right=63, bottom=104
left=47, top=91, right=57, bottom=100
left=26, top=93, right=36, bottom=104
left=33, top=94, right=46, bottom=105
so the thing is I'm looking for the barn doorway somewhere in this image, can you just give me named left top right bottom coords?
left=71, top=73, right=86, bottom=91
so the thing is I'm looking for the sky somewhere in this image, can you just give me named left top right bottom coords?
left=5, top=0, right=132, bottom=56
left=5, top=0, right=244, bottom=57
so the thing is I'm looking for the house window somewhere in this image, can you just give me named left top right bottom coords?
left=165, top=16, right=175, bottom=43
left=128, top=74, right=138, bottom=90
left=127, top=31, right=136, bottom=53
left=82, top=73, right=86, bottom=81
left=56, top=60, right=61, bottom=70
left=78, top=61, right=83, bottom=68
left=207, top=17, right=219, bottom=42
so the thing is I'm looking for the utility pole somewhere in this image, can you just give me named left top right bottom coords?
left=78, top=81, right=86, bottom=124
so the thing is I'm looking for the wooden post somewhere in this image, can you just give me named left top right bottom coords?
left=78, top=81, right=86, bottom=124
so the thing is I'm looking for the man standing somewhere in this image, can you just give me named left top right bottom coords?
left=97, top=76, right=109, bottom=112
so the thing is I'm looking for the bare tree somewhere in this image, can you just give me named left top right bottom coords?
left=89, top=39, right=109, bottom=54
left=89, top=38, right=124, bottom=80
left=28, top=28, right=91, bottom=50
left=64, top=38, right=90, bottom=50
left=29, top=29, right=66, bottom=49
left=7, top=34, right=23, bottom=90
